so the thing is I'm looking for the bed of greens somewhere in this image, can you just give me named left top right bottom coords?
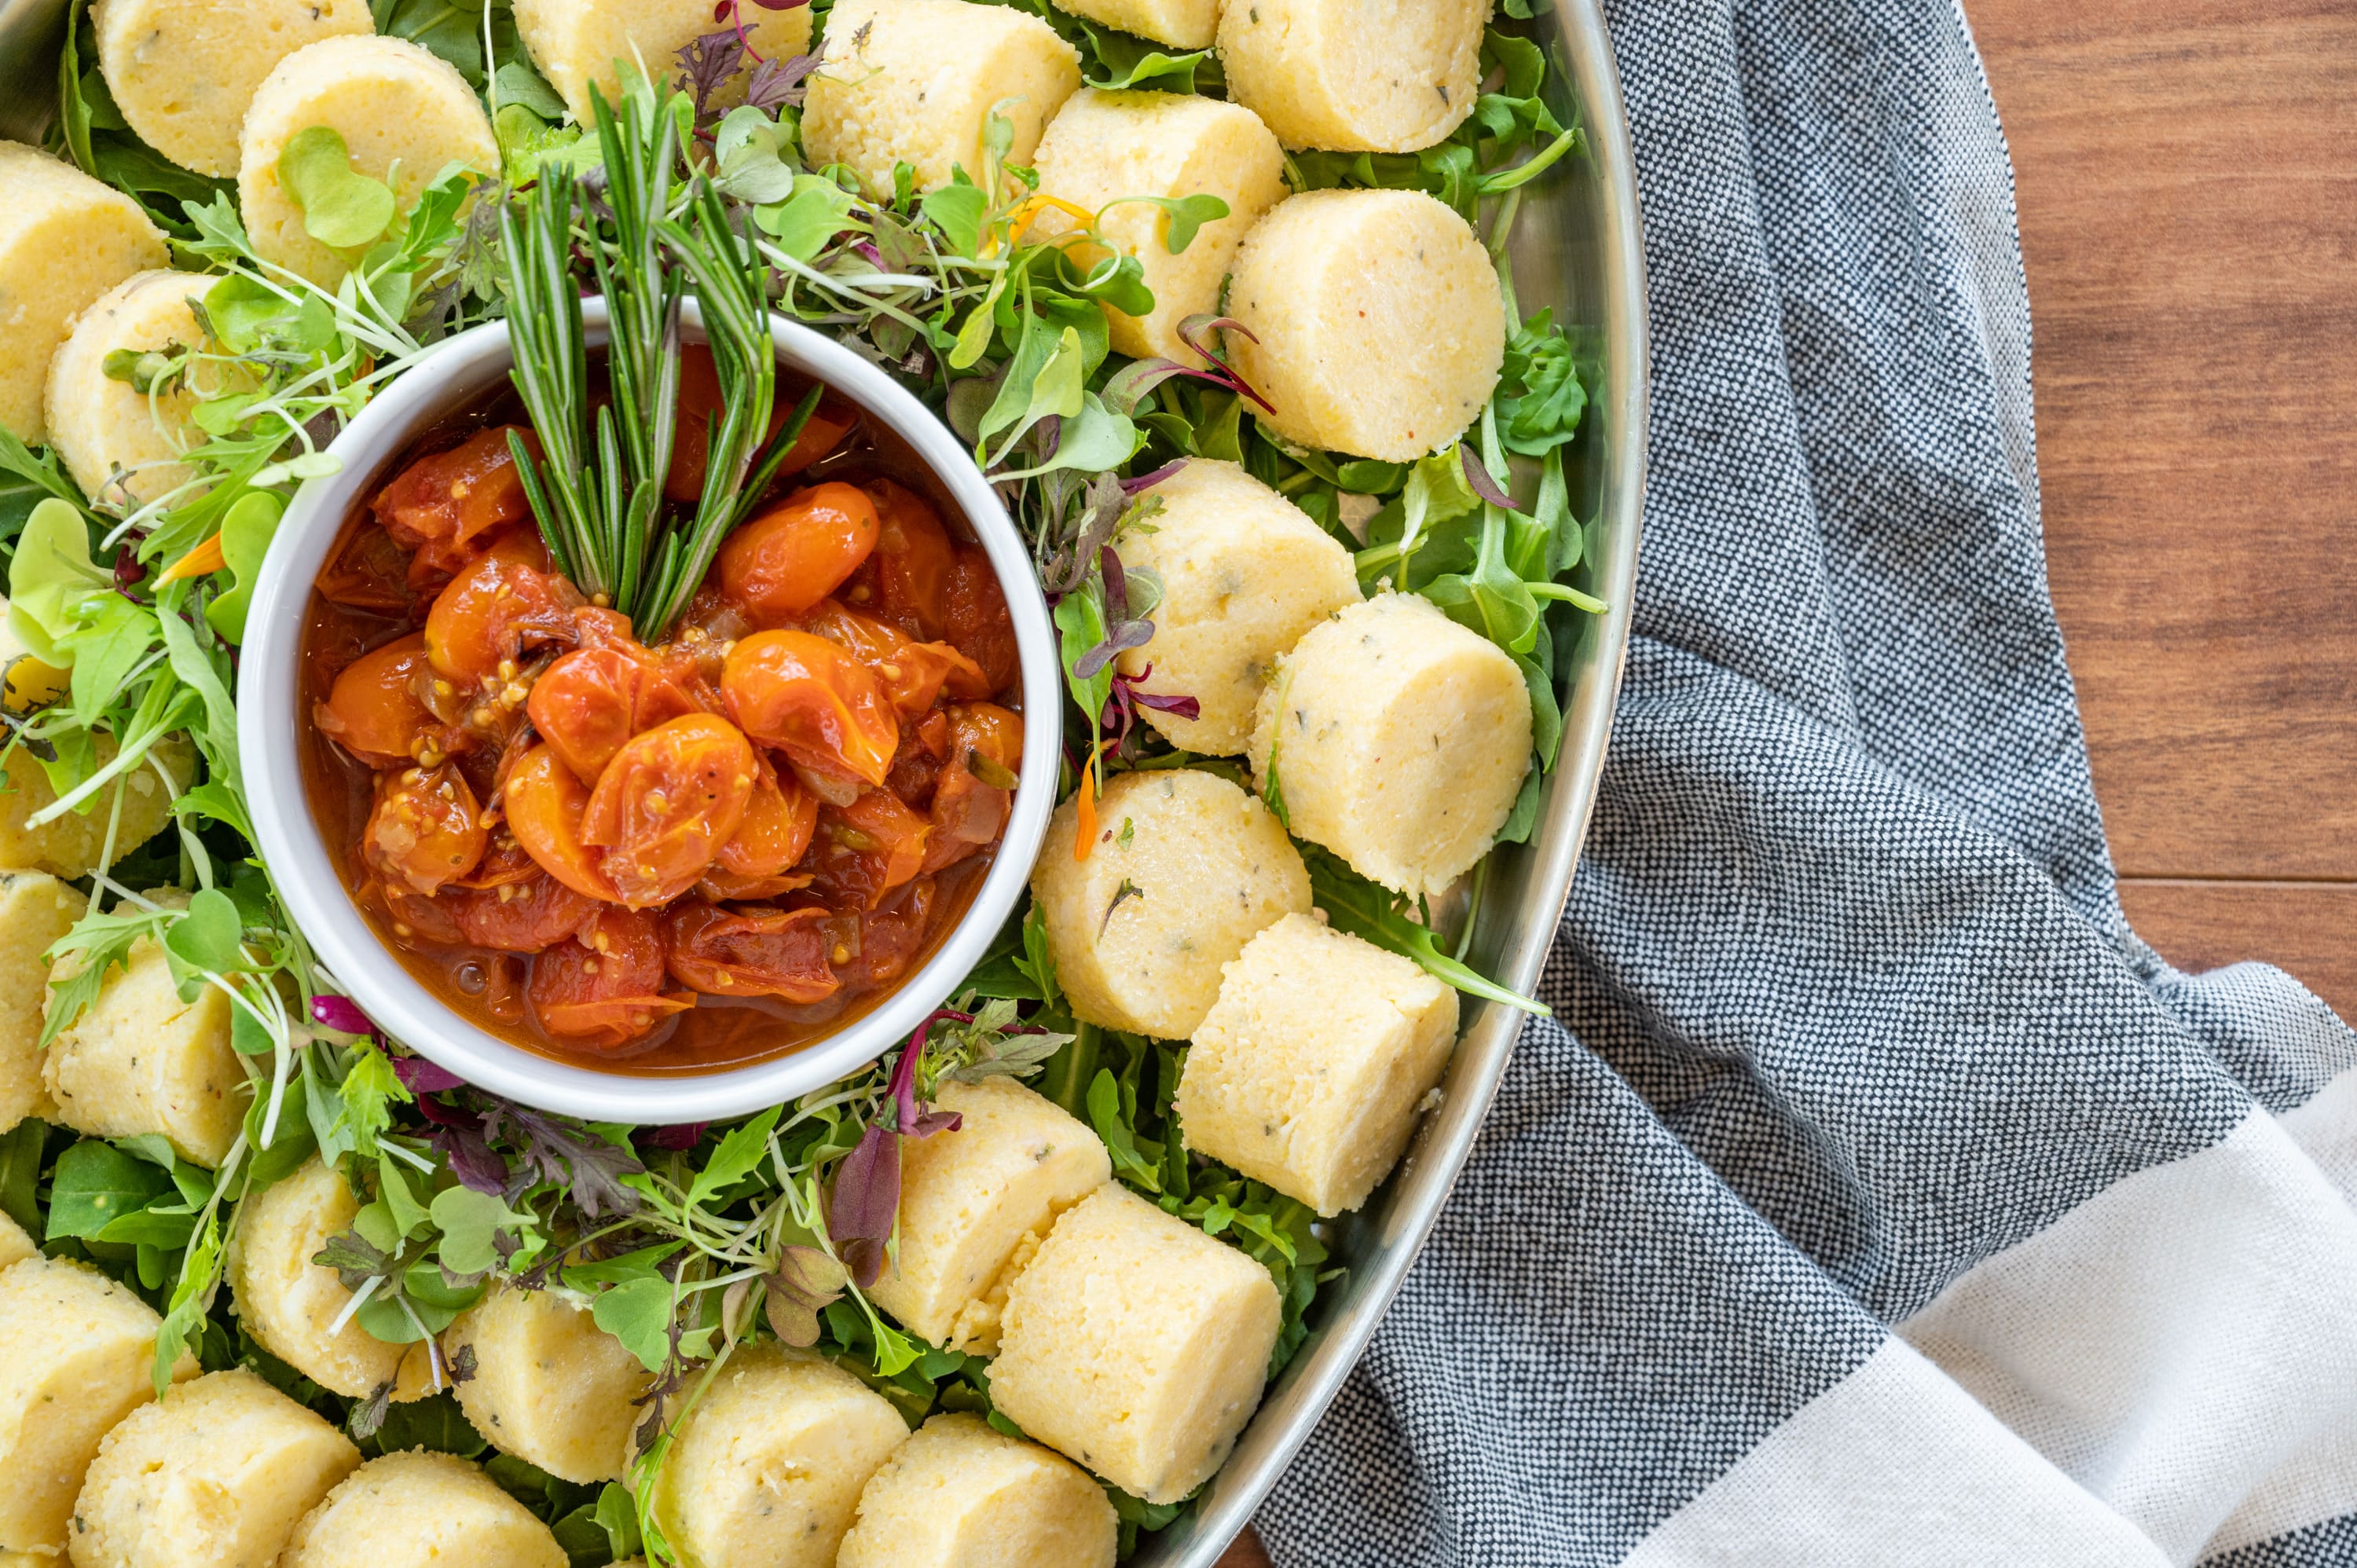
left=1, top=0, right=1600, bottom=1559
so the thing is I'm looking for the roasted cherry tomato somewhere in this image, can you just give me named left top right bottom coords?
left=668, top=346, right=858, bottom=505
left=863, top=479, right=955, bottom=641
left=718, top=483, right=880, bottom=621
left=527, top=638, right=706, bottom=787
left=800, top=599, right=986, bottom=718
left=922, top=702, right=1023, bottom=874
left=317, top=519, right=416, bottom=613
left=942, top=545, right=1018, bottom=698
left=579, top=715, right=757, bottom=908
left=720, top=630, right=899, bottom=788
left=808, top=788, right=932, bottom=907
left=715, top=754, right=818, bottom=879
left=833, top=877, right=938, bottom=989
left=423, top=532, right=576, bottom=686
left=374, top=426, right=540, bottom=583
left=316, top=633, right=438, bottom=768
left=504, top=745, right=619, bottom=902
left=662, top=903, right=840, bottom=1002
left=363, top=763, right=487, bottom=896
left=528, top=907, right=688, bottom=1050
left=439, top=874, right=598, bottom=953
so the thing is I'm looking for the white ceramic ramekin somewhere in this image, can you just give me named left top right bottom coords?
left=239, top=300, right=1062, bottom=1123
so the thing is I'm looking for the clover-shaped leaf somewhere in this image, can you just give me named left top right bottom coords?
left=279, top=126, right=398, bottom=251
left=7, top=499, right=109, bottom=667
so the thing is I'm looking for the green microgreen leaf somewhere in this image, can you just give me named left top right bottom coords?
left=278, top=126, right=399, bottom=251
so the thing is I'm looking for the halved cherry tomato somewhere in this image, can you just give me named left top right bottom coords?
left=528, top=907, right=689, bottom=1050
left=504, top=745, right=619, bottom=902
left=833, top=876, right=938, bottom=988
left=718, top=483, right=880, bottom=621
left=374, top=426, right=541, bottom=583
left=668, top=346, right=858, bottom=505
left=863, top=479, right=955, bottom=640
left=453, top=828, right=539, bottom=891
left=662, top=903, right=840, bottom=1002
left=715, top=754, right=818, bottom=880
left=440, top=874, right=598, bottom=953
left=317, top=518, right=416, bottom=613
left=721, top=630, right=898, bottom=787
left=316, top=633, right=438, bottom=768
left=372, top=876, right=465, bottom=947
left=922, top=703, right=1023, bottom=874
left=580, top=715, right=757, bottom=908
left=363, top=763, right=486, bottom=896
left=527, top=639, right=706, bottom=787
left=808, top=788, right=931, bottom=907
left=799, top=599, right=986, bottom=718
left=423, top=532, right=576, bottom=686
left=942, top=545, right=1018, bottom=697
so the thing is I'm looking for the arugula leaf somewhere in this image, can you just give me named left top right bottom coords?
left=684, top=1105, right=783, bottom=1211
left=1087, top=1068, right=1160, bottom=1191
left=1305, top=847, right=1548, bottom=1016
left=46, top=1139, right=177, bottom=1241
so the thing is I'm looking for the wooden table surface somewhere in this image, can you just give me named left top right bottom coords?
left=1219, top=5, right=2354, bottom=1561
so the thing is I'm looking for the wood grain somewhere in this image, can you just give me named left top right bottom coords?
left=1969, top=0, right=2357, bottom=1017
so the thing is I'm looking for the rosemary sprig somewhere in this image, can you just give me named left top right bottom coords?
left=500, top=84, right=797, bottom=643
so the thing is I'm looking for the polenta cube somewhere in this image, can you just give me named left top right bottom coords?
left=228, top=1156, right=434, bottom=1401
left=446, top=1283, right=651, bottom=1483
left=239, top=36, right=498, bottom=286
left=804, top=0, right=1080, bottom=198
left=989, top=1185, right=1279, bottom=1504
left=0, top=731, right=192, bottom=879
left=651, top=1346, right=908, bottom=1568
left=280, top=1452, right=566, bottom=1568
left=838, top=1412, right=1117, bottom=1568
left=1227, top=189, right=1505, bottom=461
left=0, top=143, right=168, bottom=446
left=45, top=894, right=247, bottom=1168
left=867, top=1075, right=1110, bottom=1353
left=1032, top=90, right=1285, bottom=362
left=74, top=1369, right=361, bottom=1568
left=0, top=870, right=78, bottom=1133
left=1030, top=768, right=1309, bottom=1039
left=1112, top=459, right=1359, bottom=756
left=92, top=0, right=374, bottom=177
left=0, top=1257, right=197, bottom=1559
left=1050, top=0, right=1215, bottom=49
left=1249, top=592, right=1531, bottom=899
left=513, top=0, right=814, bottom=128
left=1178, top=913, right=1458, bottom=1215
left=1218, top=0, right=1487, bottom=153
left=46, top=270, right=216, bottom=510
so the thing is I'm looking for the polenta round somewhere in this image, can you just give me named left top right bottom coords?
left=45, top=270, right=218, bottom=511
left=837, top=1412, right=1116, bottom=1568
left=650, top=1345, right=908, bottom=1568
left=1112, top=459, right=1360, bottom=756
left=1030, top=768, right=1309, bottom=1039
left=1032, top=90, right=1286, bottom=363
left=279, top=1452, right=566, bottom=1568
left=445, top=1284, right=651, bottom=1484
left=1227, top=188, right=1505, bottom=461
left=92, top=0, right=374, bottom=178
left=238, top=36, right=498, bottom=286
left=512, top=0, right=813, bottom=128
left=988, top=1185, right=1280, bottom=1505
left=1249, top=592, right=1533, bottom=899
left=71, top=1368, right=361, bottom=1568
left=1219, top=0, right=1486, bottom=153
left=0, top=142, right=167, bottom=446
left=226, top=1156, right=433, bottom=1401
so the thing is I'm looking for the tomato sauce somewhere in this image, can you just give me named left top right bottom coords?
left=300, top=350, right=1022, bottom=1073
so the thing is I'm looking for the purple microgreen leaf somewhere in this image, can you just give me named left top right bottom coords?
left=311, top=993, right=376, bottom=1037
left=827, top=1124, right=900, bottom=1289
left=1120, top=458, right=1186, bottom=495
left=1098, top=544, right=1129, bottom=623
left=906, top=1108, right=963, bottom=1138
left=415, top=1097, right=510, bottom=1196
left=1072, top=619, right=1152, bottom=681
left=1176, top=312, right=1259, bottom=350
left=1102, top=357, right=1193, bottom=416
left=745, top=50, right=819, bottom=110
left=387, top=1053, right=464, bottom=1093
left=1459, top=444, right=1525, bottom=513
left=676, top=30, right=747, bottom=124
left=1129, top=687, right=1201, bottom=719
left=634, top=1122, right=710, bottom=1152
